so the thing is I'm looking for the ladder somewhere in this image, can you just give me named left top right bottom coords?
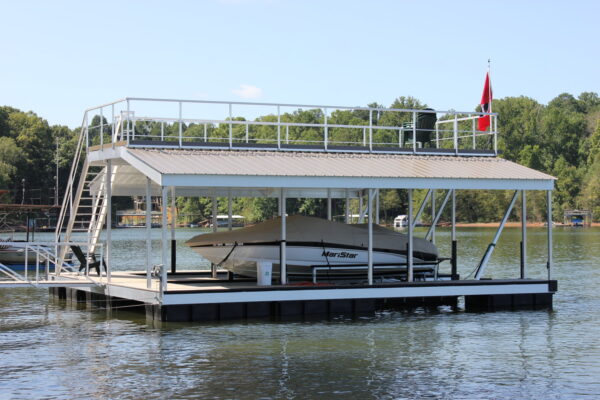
left=54, top=113, right=125, bottom=274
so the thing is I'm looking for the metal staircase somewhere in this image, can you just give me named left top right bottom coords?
left=54, top=113, right=125, bottom=275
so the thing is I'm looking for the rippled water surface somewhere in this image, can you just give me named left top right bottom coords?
left=1, top=227, right=599, bottom=399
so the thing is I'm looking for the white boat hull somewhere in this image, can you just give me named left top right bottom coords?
left=190, top=244, right=435, bottom=278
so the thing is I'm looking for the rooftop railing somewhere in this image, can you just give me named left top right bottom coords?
left=83, top=97, right=498, bottom=156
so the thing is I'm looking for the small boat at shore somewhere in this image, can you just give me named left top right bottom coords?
left=186, top=215, right=439, bottom=280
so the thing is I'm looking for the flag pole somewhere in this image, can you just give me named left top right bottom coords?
left=488, top=58, right=492, bottom=114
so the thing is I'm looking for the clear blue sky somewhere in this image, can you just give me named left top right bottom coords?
left=1, top=0, right=598, bottom=128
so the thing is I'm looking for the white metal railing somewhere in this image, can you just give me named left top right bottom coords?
left=0, top=241, right=107, bottom=287
left=81, top=98, right=499, bottom=156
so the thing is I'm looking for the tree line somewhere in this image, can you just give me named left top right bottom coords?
left=1, top=91, right=599, bottom=224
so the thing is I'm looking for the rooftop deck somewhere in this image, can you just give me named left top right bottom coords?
left=83, top=97, right=499, bottom=157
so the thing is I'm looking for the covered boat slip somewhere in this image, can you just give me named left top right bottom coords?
left=87, top=143, right=555, bottom=280
left=42, top=98, right=557, bottom=321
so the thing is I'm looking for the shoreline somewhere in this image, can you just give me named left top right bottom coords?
left=452, top=222, right=599, bottom=228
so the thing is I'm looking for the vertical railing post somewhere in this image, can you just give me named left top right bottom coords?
left=111, top=104, right=115, bottom=144
left=412, top=111, right=417, bottom=153
left=369, top=110, right=373, bottom=152
left=435, top=120, right=439, bottom=149
left=246, top=124, right=249, bottom=143
left=453, top=113, right=458, bottom=154
left=472, top=118, right=476, bottom=149
left=362, top=127, right=366, bottom=147
left=493, top=115, right=498, bottom=155
left=228, top=103, right=233, bottom=149
left=126, top=99, right=130, bottom=145
left=179, top=102, right=183, bottom=148
left=84, top=113, right=89, bottom=154
left=324, top=108, right=328, bottom=150
left=100, top=108, right=104, bottom=147
left=277, top=105, right=281, bottom=149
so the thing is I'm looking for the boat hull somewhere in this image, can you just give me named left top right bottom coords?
left=190, top=244, right=436, bottom=279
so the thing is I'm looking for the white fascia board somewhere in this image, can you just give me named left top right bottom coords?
left=162, top=174, right=555, bottom=191
left=162, top=282, right=551, bottom=305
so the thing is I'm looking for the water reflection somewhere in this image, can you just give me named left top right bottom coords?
left=1, top=227, right=600, bottom=398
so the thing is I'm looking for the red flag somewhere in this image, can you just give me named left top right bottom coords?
left=478, top=72, right=493, bottom=131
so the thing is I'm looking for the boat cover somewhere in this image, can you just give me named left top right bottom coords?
left=186, top=215, right=437, bottom=260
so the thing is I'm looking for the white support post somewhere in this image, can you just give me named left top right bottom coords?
left=170, top=186, right=176, bottom=274
left=161, top=187, right=168, bottom=293
left=212, top=196, right=218, bottom=233
left=547, top=190, right=553, bottom=280
left=451, top=189, right=457, bottom=279
left=211, top=195, right=218, bottom=279
left=106, top=160, right=112, bottom=282
left=280, top=188, right=287, bottom=285
left=521, top=190, right=527, bottom=279
left=407, top=189, right=414, bottom=282
left=359, top=194, right=364, bottom=223
left=368, top=188, right=374, bottom=285
left=375, top=189, right=380, bottom=225
left=228, top=190, right=233, bottom=231
left=327, top=188, right=332, bottom=221
left=146, top=178, right=152, bottom=288
left=431, top=189, right=436, bottom=244
left=345, top=189, right=350, bottom=224
left=451, top=190, right=456, bottom=240
left=278, top=192, right=282, bottom=216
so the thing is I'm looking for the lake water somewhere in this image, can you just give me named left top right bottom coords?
left=1, top=227, right=599, bottom=399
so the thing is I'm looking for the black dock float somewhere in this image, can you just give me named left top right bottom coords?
left=49, top=277, right=557, bottom=323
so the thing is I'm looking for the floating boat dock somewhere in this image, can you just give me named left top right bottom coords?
left=2, top=97, right=557, bottom=322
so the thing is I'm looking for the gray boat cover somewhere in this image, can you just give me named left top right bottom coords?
left=186, top=215, right=437, bottom=260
